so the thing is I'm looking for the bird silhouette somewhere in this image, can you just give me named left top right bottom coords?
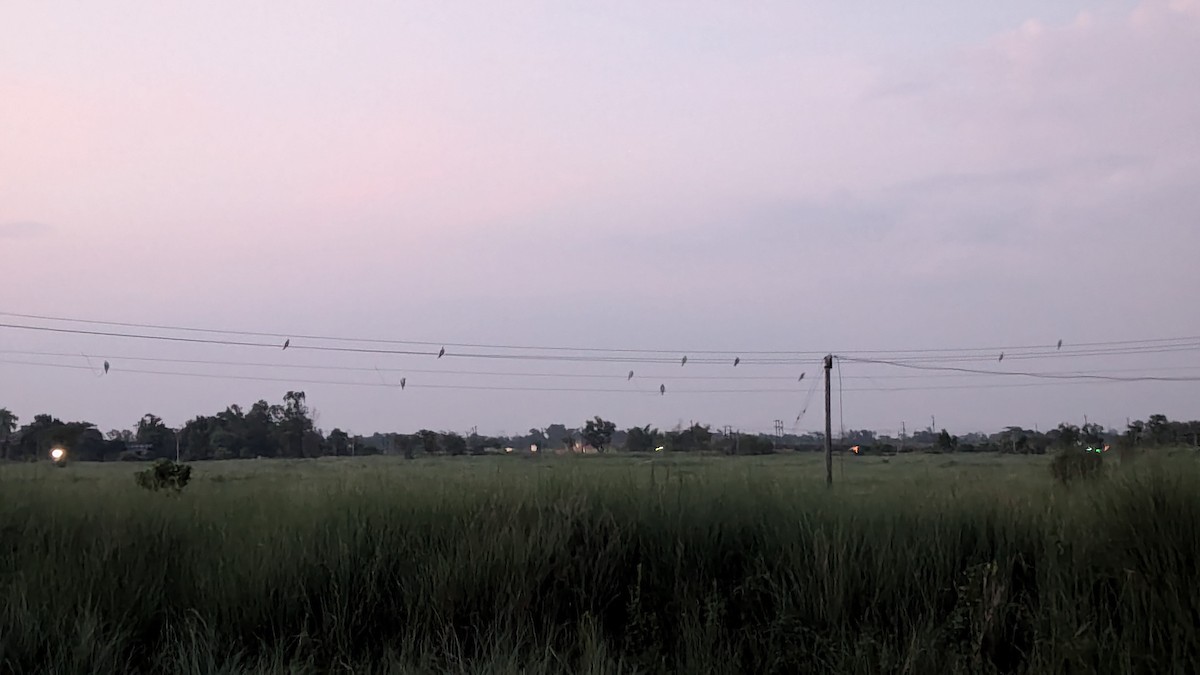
left=438, top=347, right=445, bottom=359
left=103, top=361, right=110, bottom=374
left=733, top=357, right=741, bottom=367
left=660, top=384, right=666, bottom=395
left=627, top=370, right=634, bottom=381
left=282, top=339, right=290, bottom=350
left=998, top=352, right=1005, bottom=362
left=798, top=372, right=806, bottom=382
left=681, top=356, right=688, bottom=367
left=400, top=377, right=406, bottom=390
left=1057, top=339, right=1063, bottom=351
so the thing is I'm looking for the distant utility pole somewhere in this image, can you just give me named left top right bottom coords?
left=931, top=415, right=936, bottom=432
left=774, top=419, right=784, bottom=438
left=824, top=355, right=833, bottom=487
left=900, top=422, right=906, bottom=453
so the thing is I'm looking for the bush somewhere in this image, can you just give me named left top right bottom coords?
left=135, top=459, right=192, bottom=492
left=1050, top=447, right=1104, bottom=485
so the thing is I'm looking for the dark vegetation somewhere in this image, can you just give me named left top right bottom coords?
left=3, top=396, right=1198, bottom=671
left=1049, top=447, right=1105, bottom=485
left=134, top=458, right=193, bottom=492
left=1, top=454, right=1198, bottom=673
left=2, top=396, right=1196, bottom=462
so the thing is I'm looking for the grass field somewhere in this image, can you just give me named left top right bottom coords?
left=1, top=451, right=1198, bottom=674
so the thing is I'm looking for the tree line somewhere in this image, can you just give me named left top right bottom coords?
left=0, top=394, right=1197, bottom=462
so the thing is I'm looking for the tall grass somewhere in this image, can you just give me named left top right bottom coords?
left=1, top=453, right=1197, bottom=674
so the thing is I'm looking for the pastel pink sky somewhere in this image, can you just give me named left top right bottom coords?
left=2, top=0, right=1198, bottom=435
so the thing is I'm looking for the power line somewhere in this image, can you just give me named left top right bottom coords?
left=0, top=359, right=797, bottom=393
left=4, top=309, right=1200, bottom=359
left=4, top=358, right=1197, bottom=393
left=0, top=311, right=823, bottom=356
left=0, top=322, right=818, bottom=365
left=838, top=356, right=1200, bottom=383
left=5, top=348, right=1198, bottom=380
left=7, top=320, right=1200, bottom=369
left=846, top=342, right=1200, bottom=364
left=0, top=349, right=817, bottom=380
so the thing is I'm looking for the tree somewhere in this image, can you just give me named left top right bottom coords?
left=327, top=428, right=350, bottom=456
left=582, top=416, right=616, bottom=453
left=244, top=400, right=282, bottom=458
left=625, top=425, right=659, bottom=452
left=136, top=414, right=176, bottom=458
left=544, top=424, right=571, bottom=447
left=731, top=433, right=775, bottom=455
left=665, top=424, right=713, bottom=452
left=15, top=414, right=64, bottom=460
left=106, top=429, right=134, bottom=443
left=997, top=427, right=1030, bottom=454
left=1147, top=414, right=1172, bottom=446
left=440, top=432, right=467, bottom=456
left=417, top=430, right=440, bottom=455
left=936, top=429, right=959, bottom=453
left=468, top=434, right=502, bottom=454
left=1051, top=423, right=1080, bottom=449
left=1080, top=422, right=1105, bottom=448
left=0, top=408, right=17, bottom=461
left=392, top=434, right=418, bottom=459
left=277, top=391, right=314, bottom=458
left=844, top=429, right=878, bottom=445
left=71, top=426, right=107, bottom=461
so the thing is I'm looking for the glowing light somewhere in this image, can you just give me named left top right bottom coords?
left=50, top=447, right=65, bottom=462
left=655, top=446, right=664, bottom=452
left=850, top=445, right=860, bottom=454
left=530, top=444, right=538, bottom=453
left=505, top=447, right=513, bottom=453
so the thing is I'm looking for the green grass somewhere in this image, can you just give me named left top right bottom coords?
left=1, top=451, right=1198, bottom=674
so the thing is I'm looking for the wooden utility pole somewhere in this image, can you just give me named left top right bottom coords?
left=824, top=354, right=833, bottom=487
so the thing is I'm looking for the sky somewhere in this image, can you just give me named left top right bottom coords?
left=2, top=0, right=1199, bottom=437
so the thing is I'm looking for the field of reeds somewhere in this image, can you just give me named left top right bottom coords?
left=1, top=451, right=1197, bottom=674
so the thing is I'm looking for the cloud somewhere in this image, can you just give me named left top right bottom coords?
left=0, top=221, right=52, bottom=238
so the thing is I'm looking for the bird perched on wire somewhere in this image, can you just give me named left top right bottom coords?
left=400, top=377, right=406, bottom=390
left=680, top=356, right=688, bottom=367
left=627, top=370, right=634, bottom=381
left=798, top=372, right=806, bottom=382
left=660, top=384, right=666, bottom=395
left=998, top=352, right=1005, bottom=362
left=103, top=361, right=110, bottom=375
left=733, top=357, right=741, bottom=367
left=282, top=339, right=290, bottom=350
left=1057, top=339, right=1063, bottom=351
left=438, top=347, right=445, bottom=359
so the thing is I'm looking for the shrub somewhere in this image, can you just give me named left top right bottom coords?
left=1050, top=447, right=1104, bottom=485
left=135, top=459, right=192, bottom=492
